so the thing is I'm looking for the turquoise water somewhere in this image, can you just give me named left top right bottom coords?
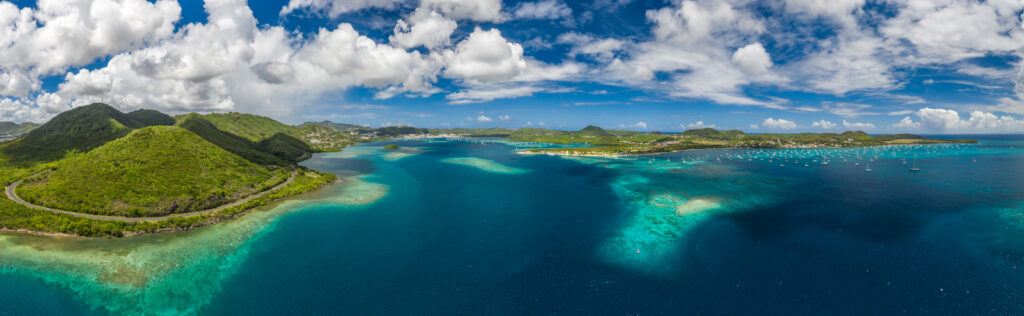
left=1, top=135, right=1024, bottom=314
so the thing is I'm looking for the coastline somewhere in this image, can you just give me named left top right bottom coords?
left=0, top=168, right=338, bottom=238
left=0, top=227, right=79, bottom=238
left=516, top=141, right=974, bottom=158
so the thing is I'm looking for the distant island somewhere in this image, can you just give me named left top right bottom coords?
left=413, top=125, right=973, bottom=157
left=506, top=126, right=976, bottom=157
left=0, top=108, right=976, bottom=237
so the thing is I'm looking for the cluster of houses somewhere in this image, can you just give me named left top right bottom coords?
left=0, top=132, right=27, bottom=142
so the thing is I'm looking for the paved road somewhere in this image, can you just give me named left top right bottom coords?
left=4, top=168, right=297, bottom=222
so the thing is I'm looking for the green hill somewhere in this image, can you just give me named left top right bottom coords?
left=0, top=121, right=39, bottom=135
left=191, top=112, right=296, bottom=142
left=376, top=126, right=429, bottom=136
left=126, top=109, right=175, bottom=127
left=0, top=103, right=171, bottom=164
left=179, top=112, right=354, bottom=152
left=16, top=126, right=284, bottom=217
left=681, top=128, right=747, bottom=140
left=256, top=132, right=312, bottom=162
left=578, top=125, right=612, bottom=137
left=177, top=115, right=288, bottom=165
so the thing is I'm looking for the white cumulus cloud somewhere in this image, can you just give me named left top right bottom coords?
left=390, top=9, right=458, bottom=50
left=444, top=27, right=527, bottom=83
left=891, top=116, right=921, bottom=130
left=761, top=118, right=797, bottom=130
left=811, top=120, right=836, bottom=129
left=914, top=108, right=1024, bottom=132
left=0, top=0, right=180, bottom=96
left=682, top=121, right=716, bottom=129
left=513, top=0, right=572, bottom=20
left=421, top=0, right=504, bottom=22
left=842, top=120, right=875, bottom=130
left=279, top=0, right=405, bottom=17
left=732, top=42, right=772, bottom=76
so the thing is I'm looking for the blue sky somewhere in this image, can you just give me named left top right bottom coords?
left=1, top=0, right=1023, bottom=133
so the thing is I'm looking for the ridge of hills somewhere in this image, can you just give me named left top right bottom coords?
left=0, top=121, right=39, bottom=135
left=0, top=104, right=174, bottom=164
left=16, top=126, right=283, bottom=217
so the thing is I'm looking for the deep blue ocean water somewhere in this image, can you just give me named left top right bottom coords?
left=2, top=135, right=1024, bottom=315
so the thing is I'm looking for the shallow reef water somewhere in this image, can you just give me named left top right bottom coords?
left=563, top=155, right=795, bottom=274
left=2, top=136, right=1024, bottom=315
left=440, top=157, right=530, bottom=174
left=0, top=149, right=393, bottom=315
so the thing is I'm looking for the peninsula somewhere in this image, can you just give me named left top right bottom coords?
left=0, top=104, right=349, bottom=237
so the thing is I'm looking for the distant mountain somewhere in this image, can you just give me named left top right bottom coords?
left=0, top=122, right=39, bottom=135
left=301, top=121, right=366, bottom=132
left=15, top=126, right=281, bottom=217
left=375, top=126, right=429, bottom=136
left=578, top=125, right=612, bottom=137
left=681, top=128, right=747, bottom=140
left=0, top=103, right=171, bottom=164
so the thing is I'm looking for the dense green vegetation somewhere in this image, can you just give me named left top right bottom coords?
left=512, top=127, right=975, bottom=156
left=193, top=112, right=298, bottom=141
left=0, top=121, right=39, bottom=135
left=257, top=133, right=312, bottom=161
left=0, top=103, right=173, bottom=165
left=0, top=168, right=334, bottom=237
left=126, top=109, right=176, bottom=126
left=680, top=128, right=747, bottom=140
left=183, top=113, right=355, bottom=152
left=0, top=105, right=351, bottom=237
left=178, top=115, right=289, bottom=165
left=178, top=114, right=315, bottom=164
left=372, top=126, right=429, bottom=136
left=17, top=126, right=285, bottom=217
left=506, top=126, right=665, bottom=146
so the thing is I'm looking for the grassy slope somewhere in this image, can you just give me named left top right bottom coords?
left=1, top=167, right=334, bottom=237
left=0, top=103, right=173, bottom=165
left=16, top=126, right=284, bottom=217
left=181, top=113, right=354, bottom=152
left=0, top=107, right=341, bottom=236
left=177, top=114, right=289, bottom=165
left=194, top=112, right=297, bottom=142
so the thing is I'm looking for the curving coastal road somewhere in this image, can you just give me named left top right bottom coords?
left=3, top=168, right=297, bottom=222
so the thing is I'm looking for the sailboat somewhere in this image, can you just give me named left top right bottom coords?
left=909, top=159, right=920, bottom=172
